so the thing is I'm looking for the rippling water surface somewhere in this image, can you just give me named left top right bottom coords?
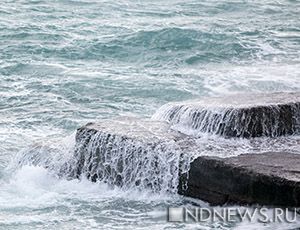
left=0, top=0, right=300, bottom=229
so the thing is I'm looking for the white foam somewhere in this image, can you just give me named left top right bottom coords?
left=0, top=164, right=181, bottom=213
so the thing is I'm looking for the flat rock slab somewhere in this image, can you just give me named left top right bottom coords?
left=66, top=117, right=196, bottom=193
left=180, top=152, right=300, bottom=207
left=152, top=92, right=300, bottom=138
left=66, top=117, right=300, bottom=207
left=78, top=117, right=185, bottom=142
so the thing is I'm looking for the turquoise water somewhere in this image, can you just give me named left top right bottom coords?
left=0, top=0, right=300, bottom=229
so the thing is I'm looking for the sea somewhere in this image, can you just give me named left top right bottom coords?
left=0, top=0, right=300, bottom=229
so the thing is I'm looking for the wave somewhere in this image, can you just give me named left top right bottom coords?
left=69, top=28, right=262, bottom=65
left=0, top=27, right=264, bottom=66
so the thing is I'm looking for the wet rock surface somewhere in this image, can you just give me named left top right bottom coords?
left=64, top=117, right=195, bottom=193
left=20, top=93, right=300, bottom=207
left=152, top=92, right=300, bottom=138
left=179, top=152, right=300, bottom=207
left=71, top=117, right=300, bottom=207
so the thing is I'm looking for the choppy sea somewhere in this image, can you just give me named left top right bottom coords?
left=0, top=0, right=300, bottom=229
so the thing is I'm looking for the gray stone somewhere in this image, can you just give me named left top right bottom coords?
left=179, top=152, right=300, bottom=207
left=15, top=92, right=300, bottom=207
left=152, top=92, right=300, bottom=138
left=69, top=117, right=300, bottom=207
left=63, top=117, right=196, bottom=193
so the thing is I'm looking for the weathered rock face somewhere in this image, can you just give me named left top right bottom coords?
left=179, top=152, right=300, bottom=207
left=152, top=92, right=300, bottom=138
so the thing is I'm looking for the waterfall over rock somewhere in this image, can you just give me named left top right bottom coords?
left=10, top=93, right=300, bottom=206
left=152, top=92, right=300, bottom=138
left=59, top=117, right=195, bottom=194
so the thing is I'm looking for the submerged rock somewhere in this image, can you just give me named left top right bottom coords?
left=179, top=152, right=300, bottom=207
left=152, top=92, right=300, bottom=138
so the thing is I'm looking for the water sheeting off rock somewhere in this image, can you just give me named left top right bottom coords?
left=10, top=92, right=300, bottom=206
left=61, top=117, right=195, bottom=194
left=152, top=92, right=300, bottom=138
left=11, top=115, right=300, bottom=206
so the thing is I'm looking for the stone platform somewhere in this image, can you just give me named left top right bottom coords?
left=179, top=152, right=300, bottom=207
left=72, top=116, right=300, bottom=207
left=152, top=92, right=300, bottom=138
left=20, top=92, right=300, bottom=207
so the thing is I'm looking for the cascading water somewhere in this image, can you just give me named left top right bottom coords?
left=9, top=115, right=300, bottom=198
left=61, top=128, right=193, bottom=194
left=9, top=118, right=195, bottom=195
left=152, top=93, right=300, bottom=138
left=5, top=111, right=300, bottom=228
left=7, top=133, right=77, bottom=176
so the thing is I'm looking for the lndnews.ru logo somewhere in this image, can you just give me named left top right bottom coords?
left=168, top=207, right=299, bottom=223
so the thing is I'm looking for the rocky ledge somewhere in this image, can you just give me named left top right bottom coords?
left=179, top=152, right=300, bottom=207
left=152, top=92, right=300, bottom=138
left=70, top=116, right=300, bottom=207
left=20, top=92, right=300, bottom=207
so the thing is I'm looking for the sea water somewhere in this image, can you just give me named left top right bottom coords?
left=0, top=0, right=300, bottom=229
